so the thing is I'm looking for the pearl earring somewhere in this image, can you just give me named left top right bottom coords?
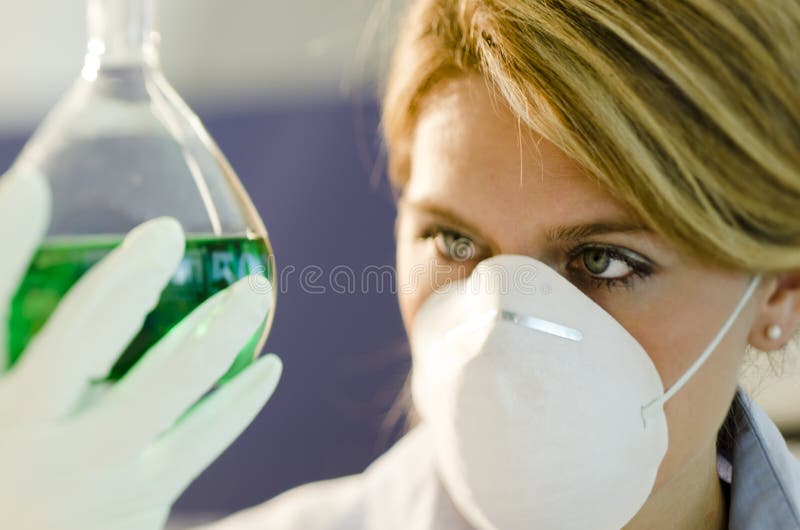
left=766, top=324, right=782, bottom=341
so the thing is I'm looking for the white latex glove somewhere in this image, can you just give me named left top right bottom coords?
left=0, top=170, right=283, bottom=530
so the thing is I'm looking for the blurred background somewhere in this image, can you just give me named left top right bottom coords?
left=0, top=1, right=796, bottom=528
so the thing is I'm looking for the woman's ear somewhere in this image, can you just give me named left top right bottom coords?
left=748, top=271, right=800, bottom=351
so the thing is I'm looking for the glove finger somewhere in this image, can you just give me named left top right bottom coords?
left=0, top=217, right=184, bottom=421
left=79, top=275, right=272, bottom=460
left=141, top=353, right=282, bottom=500
left=0, top=171, right=51, bottom=372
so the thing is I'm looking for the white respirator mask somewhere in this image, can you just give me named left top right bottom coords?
left=410, top=254, right=761, bottom=530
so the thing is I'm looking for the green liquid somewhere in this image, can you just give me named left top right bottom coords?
left=7, top=235, right=274, bottom=382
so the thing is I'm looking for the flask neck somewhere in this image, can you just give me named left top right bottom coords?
left=85, top=0, right=158, bottom=71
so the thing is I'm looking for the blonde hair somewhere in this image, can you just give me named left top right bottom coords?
left=381, top=0, right=800, bottom=272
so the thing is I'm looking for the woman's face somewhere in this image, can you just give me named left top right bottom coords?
left=394, top=75, right=768, bottom=503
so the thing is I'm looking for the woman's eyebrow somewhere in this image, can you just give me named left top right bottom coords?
left=401, top=199, right=474, bottom=228
left=400, top=198, right=493, bottom=239
left=546, top=220, right=652, bottom=242
left=401, top=198, right=651, bottom=244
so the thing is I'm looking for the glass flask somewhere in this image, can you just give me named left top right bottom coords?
left=7, top=0, right=276, bottom=382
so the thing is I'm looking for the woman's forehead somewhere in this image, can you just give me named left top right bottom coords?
left=405, top=76, right=635, bottom=231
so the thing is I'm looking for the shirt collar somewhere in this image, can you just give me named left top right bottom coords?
left=718, top=386, right=800, bottom=529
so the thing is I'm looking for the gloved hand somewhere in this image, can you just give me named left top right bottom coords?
left=0, top=170, right=282, bottom=530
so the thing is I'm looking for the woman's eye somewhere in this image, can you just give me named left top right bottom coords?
left=581, top=248, right=632, bottom=278
left=568, top=245, right=653, bottom=289
left=424, top=227, right=480, bottom=262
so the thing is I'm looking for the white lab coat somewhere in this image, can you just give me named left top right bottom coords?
left=198, top=388, right=800, bottom=530
left=196, top=425, right=471, bottom=530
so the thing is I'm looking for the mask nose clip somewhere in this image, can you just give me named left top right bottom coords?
left=498, top=309, right=584, bottom=342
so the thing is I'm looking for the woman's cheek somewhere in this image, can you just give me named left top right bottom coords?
left=396, top=238, right=432, bottom=332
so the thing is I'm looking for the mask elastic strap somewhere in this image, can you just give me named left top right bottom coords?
left=641, top=273, right=762, bottom=425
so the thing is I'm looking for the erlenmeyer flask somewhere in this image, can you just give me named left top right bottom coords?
left=7, top=0, right=276, bottom=381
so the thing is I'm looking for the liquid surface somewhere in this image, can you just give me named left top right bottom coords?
left=8, top=235, right=274, bottom=381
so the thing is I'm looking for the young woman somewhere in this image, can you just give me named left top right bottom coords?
left=2, top=0, right=796, bottom=529
left=201, top=1, right=800, bottom=529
